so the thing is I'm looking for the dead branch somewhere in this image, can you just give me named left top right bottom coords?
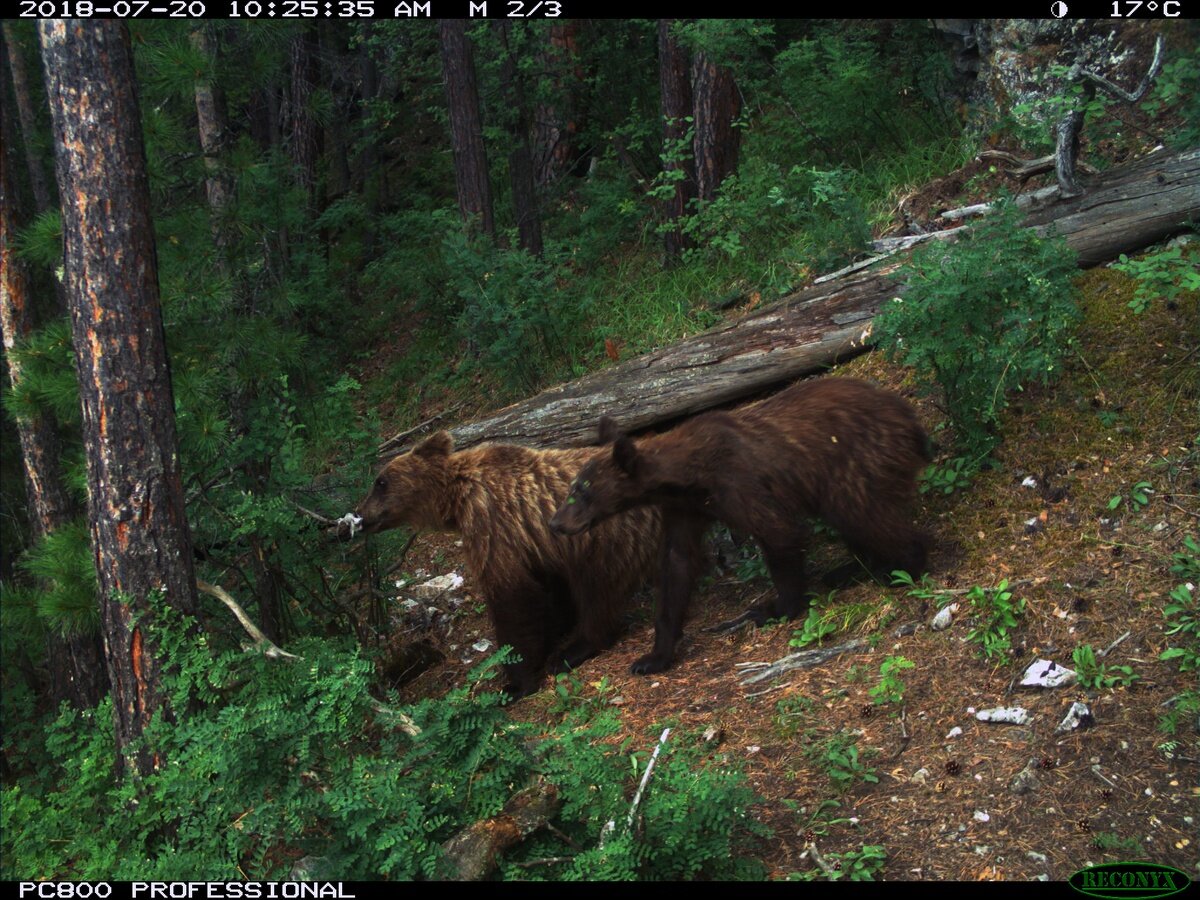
left=437, top=779, right=561, bottom=881
left=738, top=638, right=869, bottom=686
left=197, top=580, right=301, bottom=660
left=378, top=402, right=465, bottom=455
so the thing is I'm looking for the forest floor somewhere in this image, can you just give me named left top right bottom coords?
left=360, top=160, right=1200, bottom=881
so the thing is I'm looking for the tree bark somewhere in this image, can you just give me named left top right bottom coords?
left=288, top=25, right=322, bottom=213
left=40, top=20, right=199, bottom=778
left=658, top=19, right=696, bottom=263
left=532, top=21, right=581, bottom=190
left=3, top=22, right=54, bottom=215
left=384, top=147, right=1200, bottom=456
left=437, top=780, right=561, bottom=881
left=439, top=19, right=494, bottom=237
left=691, top=49, right=740, bottom=203
left=189, top=24, right=235, bottom=269
left=1, top=82, right=107, bottom=711
left=494, top=21, right=542, bottom=256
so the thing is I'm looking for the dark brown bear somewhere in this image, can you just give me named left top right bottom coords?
left=550, top=377, right=931, bottom=675
left=354, top=431, right=661, bottom=698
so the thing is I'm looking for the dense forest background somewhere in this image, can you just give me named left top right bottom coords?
left=1, top=18, right=1197, bottom=881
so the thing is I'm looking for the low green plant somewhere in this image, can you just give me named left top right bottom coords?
left=919, top=456, right=974, bottom=495
left=806, top=732, right=879, bottom=791
left=789, top=597, right=838, bottom=648
left=1161, top=534, right=1199, bottom=675
left=961, top=579, right=1026, bottom=661
left=891, top=569, right=939, bottom=603
left=873, top=200, right=1079, bottom=461
left=1142, top=45, right=1200, bottom=149
left=1112, top=245, right=1200, bottom=314
left=1091, top=831, right=1144, bottom=857
left=1107, top=480, right=1153, bottom=512
left=792, top=843, right=887, bottom=881
left=547, top=671, right=616, bottom=721
left=1072, top=643, right=1139, bottom=691
left=869, top=655, right=915, bottom=706
left=773, top=693, right=814, bottom=739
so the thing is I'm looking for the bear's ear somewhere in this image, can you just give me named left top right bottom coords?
left=612, top=435, right=641, bottom=477
left=597, top=416, right=622, bottom=446
left=414, top=430, right=453, bottom=458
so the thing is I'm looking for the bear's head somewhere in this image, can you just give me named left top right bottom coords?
left=355, top=430, right=456, bottom=534
left=549, top=416, right=654, bottom=536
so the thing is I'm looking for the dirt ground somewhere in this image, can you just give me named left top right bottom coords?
left=358, top=156, right=1200, bottom=881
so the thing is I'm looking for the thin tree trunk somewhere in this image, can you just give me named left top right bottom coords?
left=532, top=21, right=581, bottom=190
left=189, top=24, right=235, bottom=270
left=658, top=19, right=696, bottom=263
left=4, top=22, right=68, bottom=314
left=494, top=21, right=542, bottom=256
left=439, top=19, right=494, bottom=236
left=40, top=20, right=199, bottom=778
left=692, top=50, right=740, bottom=203
left=3, top=23, right=54, bottom=214
left=0, top=84, right=107, bottom=711
left=288, top=25, right=321, bottom=213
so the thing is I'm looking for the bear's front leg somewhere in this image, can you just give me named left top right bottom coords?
left=487, top=580, right=557, bottom=700
left=632, top=513, right=708, bottom=675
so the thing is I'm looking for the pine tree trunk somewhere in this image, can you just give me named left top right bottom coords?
left=494, top=21, right=542, bottom=256
left=0, top=59, right=106, bottom=712
left=39, top=20, right=199, bottom=778
left=189, top=25, right=234, bottom=268
left=439, top=19, right=494, bottom=237
left=532, top=21, right=581, bottom=190
left=658, top=19, right=696, bottom=262
left=288, top=25, right=322, bottom=213
left=3, top=23, right=54, bottom=215
left=692, top=50, right=740, bottom=203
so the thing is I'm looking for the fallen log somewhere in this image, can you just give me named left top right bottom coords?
left=386, top=147, right=1200, bottom=456
left=437, top=779, right=561, bottom=881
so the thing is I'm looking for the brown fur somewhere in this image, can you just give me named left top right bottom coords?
left=550, top=378, right=932, bottom=674
left=355, top=431, right=661, bottom=698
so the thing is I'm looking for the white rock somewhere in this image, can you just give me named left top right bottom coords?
left=411, top=572, right=465, bottom=600
left=973, top=810, right=990, bottom=823
left=1021, top=658, right=1078, bottom=689
left=1056, top=700, right=1094, bottom=734
left=1021, top=476, right=1038, bottom=488
left=947, top=726, right=963, bottom=738
left=471, top=638, right=493, bottom=653
left=976, top=707, right=1031, bottom=725
left=932, top=604, right=958, bottom=631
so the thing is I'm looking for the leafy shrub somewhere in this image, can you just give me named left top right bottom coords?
left=3, top=605, right=768, bottom=881
left=1112, top=244, right=1200, bottom=314
left=874, top=200, right=1079, bottom=462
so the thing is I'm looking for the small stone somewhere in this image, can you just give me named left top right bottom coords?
left=911, top=767, right=931, bottom=785
left=1022, top=476, right=1038, bottom=489
left=932, top=604, right=957, bottom=631
left=1026, top=851, right=1048, bottom=864
left=411, top=572, right=465, bottom=600
left=973, top=810, right=990, bottom=823
left=1021, top=658, right=1078, bottom=689
left=947, top=726, right=963, bottom=739
left=1056, top=700, right=1094, bottom=734
left=977, top=706, right=1031, bottom=725
left=471, top=638, right=493, bottom=653
left=1010, top=760, right=1041, bottom=795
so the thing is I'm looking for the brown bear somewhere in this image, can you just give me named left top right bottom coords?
left=549, top=377, right=931, bottom=675
left=353, top=431, right=661, bottom=699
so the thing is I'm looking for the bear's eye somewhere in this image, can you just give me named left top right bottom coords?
left=374, top=476, right=386, bottom=491
left=582, top=480, right=591, bottom=489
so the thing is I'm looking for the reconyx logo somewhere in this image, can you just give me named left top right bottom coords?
left=1069, top=862, right=1192, bottom=899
